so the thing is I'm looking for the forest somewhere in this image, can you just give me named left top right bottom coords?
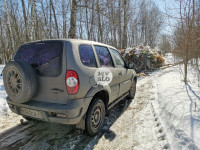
left=0, top=0, right=200, bottom=83
left=0, top=0, right=163, bottom=63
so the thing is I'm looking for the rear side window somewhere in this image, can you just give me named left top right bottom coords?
left=79, top=45, right=97, bottom=67
left=94, top=45, right=114, bottom=67
left=15, top=41, right=63, bottom=77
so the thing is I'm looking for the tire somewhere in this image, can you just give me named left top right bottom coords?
left=86, top=98, right=105, bottom=136
left=3, top=60, right=37, bottom=104
left=127, top=80, right=136, bottom=99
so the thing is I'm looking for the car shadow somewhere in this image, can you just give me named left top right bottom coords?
left=0, top=98, right=132, bottom=150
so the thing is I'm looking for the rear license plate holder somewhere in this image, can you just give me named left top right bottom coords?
left=20, top=108, right=43, bottom=119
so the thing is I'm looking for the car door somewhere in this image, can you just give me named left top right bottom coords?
left=94, top=45, right=120, bottom=102
left=110, top=48, right=132, bottom=96
left=14, top=40, right=69, bottom=104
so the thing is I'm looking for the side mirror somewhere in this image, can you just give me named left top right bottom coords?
left=128, top=63, right=134, bottom=69
left=125, top=61, right=134, bottom=69
left=125, top=60, right=129, bottom=66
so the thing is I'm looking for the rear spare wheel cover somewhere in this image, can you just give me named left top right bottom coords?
left=3, top=60, right=37, bottom=103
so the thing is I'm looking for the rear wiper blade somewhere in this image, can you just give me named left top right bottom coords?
left=34, top=57, right=59, bottom=71
left=35, top=42, right=45, bottom=45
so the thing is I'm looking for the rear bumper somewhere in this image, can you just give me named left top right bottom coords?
left=6, top=97, right=92, bottom=125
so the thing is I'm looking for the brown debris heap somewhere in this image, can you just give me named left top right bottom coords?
left=119, top=46, right=165, bottom=73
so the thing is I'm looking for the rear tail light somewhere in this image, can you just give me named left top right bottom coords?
left=66, top=70, right=79, bottom=95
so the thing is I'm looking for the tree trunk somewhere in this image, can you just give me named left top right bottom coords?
left=41, top=0, right=49, bottom=38
left=85, top=0, right=90, bottom=40
left=30, top=0, right=36, bottom=41
left=68, top=0, right=77, bottom=38
left=50, top=0, right=59, bottom=38
left=0, top=20, right=7, bottom=63
left=90, top=0, right=95, bottom=40
left=62, top=0, right=66, bottom=38
left=122, top=0, right=127, bottom=48
left=184, top=59, right=188, bottom=83
left=96, top=0, right=103, bottom=43
left=49, top=0, right=52, bottom=38
left=118, top=0, right=122, bottom=48
left=21, top=0, right=29, bottom=41
left=4, top=0, right=15, bottom=52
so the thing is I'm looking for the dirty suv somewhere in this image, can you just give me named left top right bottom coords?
left=3, top=39, right=137, bottom=135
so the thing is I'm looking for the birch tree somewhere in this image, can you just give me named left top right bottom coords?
left=21, top=0, right=29, bottom=41
left=4, top=0, right=15, bottom=53
left=0, top=0, right=167, bottom=63
left=30, top=0, right=36, bottom=41
left=68, top=0, right=78, bottom=38
left=122, top=0, right=127, bottom=48
left=62, top=0, right=67, bottom=38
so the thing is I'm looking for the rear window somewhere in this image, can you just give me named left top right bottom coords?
left=15, top=41, right=63, bottom=77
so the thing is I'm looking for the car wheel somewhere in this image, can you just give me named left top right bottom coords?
left=128, top=80, right=136, bottom=99
left=86, top=98, right=105, bottom=136
left=3, top=60, right=37, bottom=103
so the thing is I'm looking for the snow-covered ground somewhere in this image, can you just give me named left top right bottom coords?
left=92, top=75, right=169, bottom=150
left=154, top=54, right=200, bottom=149
left=152, top=66, right=200, bottom=150
left=0, top=65, right=7, bottom=114
left=164, top=53, right=175, bottom=64
left=0, top=65, right=23, bottom=133
left=0, top=54, right=200, bottom=149
left=91, top=54, right=200, bottom=150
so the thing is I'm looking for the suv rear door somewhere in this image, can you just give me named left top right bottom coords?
left=14, top=40, right=69, bottom=104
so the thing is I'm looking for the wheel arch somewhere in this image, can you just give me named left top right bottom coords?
left=87, top=90, right=109, bottom=111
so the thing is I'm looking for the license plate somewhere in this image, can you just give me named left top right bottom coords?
left=20, top=108, right=43, bottom=119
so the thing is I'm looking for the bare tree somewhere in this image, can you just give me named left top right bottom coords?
left=29, top=0, right=36, bottom=41
left=62, top=0, right=67, bottom=38
left=68, top=0, right=78, bottom=38
left=159, top=34, right=172, bottom=54
left=21, top=0, right=29, bottom=41
left=4, top=0, right=15, bottom=52
left=118, top=0, right=122, bottom=48
left=173, top=0, right=196, bottom=83
left=50, top=0, right=59, bottom=38
left=122, top=0, right=127, bottom=48
left=0, top=0, right=166, bottom=63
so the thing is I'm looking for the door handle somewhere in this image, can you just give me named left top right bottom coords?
left=51, top=88, right=64, bottom=94
left=119, top=72, right=122, bottom=76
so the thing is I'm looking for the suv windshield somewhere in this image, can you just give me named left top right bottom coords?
left=15, top=41, right=63, bottom=77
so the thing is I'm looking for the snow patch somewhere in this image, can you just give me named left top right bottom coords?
left=0, top=65, right=9, bottom=115
left=152, top=65, right=200, bottom=150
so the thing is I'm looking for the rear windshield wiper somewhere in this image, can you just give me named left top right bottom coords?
left=34, top=57, right=60, bottom=71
